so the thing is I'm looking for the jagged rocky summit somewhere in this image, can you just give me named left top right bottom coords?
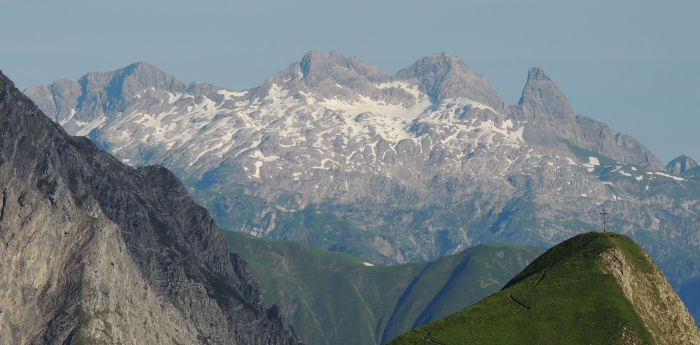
left=24, top=52, right=700, bottom=319
left=0, top=71, right=301, bottom=344
left=388, top=232, right=700, bottom=345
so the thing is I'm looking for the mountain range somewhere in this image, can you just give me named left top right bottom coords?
left=222, top=230, right=540, bottom=345
left=24, top=51, right=700, bottom=320
left=0, top=71, right=300, bottom=344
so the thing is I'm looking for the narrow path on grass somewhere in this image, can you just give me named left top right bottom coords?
left=422, top=335, right=446, bottom=345
left=508, top=294, right=531, bottom=310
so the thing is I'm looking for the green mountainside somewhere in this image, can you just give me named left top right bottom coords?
left=388, top=232, right=700, bottom=345
left=221, top=230, right=541, bottom=345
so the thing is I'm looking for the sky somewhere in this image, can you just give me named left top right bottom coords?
left=1, top=0, right=698, bottom=163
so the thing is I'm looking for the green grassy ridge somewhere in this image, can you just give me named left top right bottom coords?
left=388, top=232, right=658, bottom=345
left=220, top=230, right=540, bottom=345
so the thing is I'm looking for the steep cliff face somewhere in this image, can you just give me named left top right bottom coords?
left=0, top=71, right=300, bottom=344
left=600, top=247, right=700, bottom=345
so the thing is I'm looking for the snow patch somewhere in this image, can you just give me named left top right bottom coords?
left=74, top=116, right=107, bottom=136
left=318, top=93, right=432, bottom=142
left=653, top=171, right=685, bottom=181
left=502, top=119, right=514, bottom=129
left=249, top=150, right=280, bottom=162
left=582, top=156, right=600, bottom=172
left=251, top=161, right=264, bottom=179
left=168, top=92, right=183, bottom=104
left=217, top=89, right=248, bottom=99
left=618, top=170, right=632, bottom=177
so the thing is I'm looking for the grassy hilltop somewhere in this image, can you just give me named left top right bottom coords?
left=388, top=232, right=700, bottom=345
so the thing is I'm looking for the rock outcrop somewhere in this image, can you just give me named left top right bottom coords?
left=0, top=71, right=301, bottom=344
left=600, top=247, right=700, bottom=345
left=666, top=155, right=698, bottom=175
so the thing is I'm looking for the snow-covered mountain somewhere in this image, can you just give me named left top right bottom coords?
left=25, top=51, right=700, bottom=317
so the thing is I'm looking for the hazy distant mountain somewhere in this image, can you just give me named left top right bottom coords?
left=389, top=233, right=700, bottom=345
left=0, top=71, right=300, bottom=344
left=222, top=230, right=540, bottom=345
left=666, top=155, right=698, bottom=175
left=25, top=51, right=700, bottom=319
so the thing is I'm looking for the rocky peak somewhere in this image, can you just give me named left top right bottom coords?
left=298, top=50, right=388, bottom=85
left=666, top=155, right=698, bottom=175
left=394, top=52, right=504, bottom=108
left=259, top=51, right=402, bottom=102
left=511, top=67, right=663, bottom=169
left=525, top=66, right=550, bottom=82
left=517, top=67, right=575, bottom=120
left=78, top=61, right=186, bottom=101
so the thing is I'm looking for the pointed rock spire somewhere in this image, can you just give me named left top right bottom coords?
left=518, top=67, right=574, bottom=120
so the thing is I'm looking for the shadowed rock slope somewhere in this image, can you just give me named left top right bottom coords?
left=388, top=232, right=700, bottom=345
left=0, top=71, right=301, bottom=344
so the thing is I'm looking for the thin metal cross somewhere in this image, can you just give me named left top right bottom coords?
left=599, top=208, right=609, bottom=233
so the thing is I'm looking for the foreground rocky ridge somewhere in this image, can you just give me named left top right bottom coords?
left=389, top=233, right=700, bottom=345
left=0, top=71, right=300, bottom=344
left=25, top=52, right=700, bottom=318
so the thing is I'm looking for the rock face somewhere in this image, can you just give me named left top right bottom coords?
left=0, top=72, right=300, bottom=344
left=388, top=233, right=700, bottom=345
left=394, top=52, right=504, bottom=107
left=513, top=67, right=662, bottom=167
left=600, top=247, right=700, bottom=345
left=666, top=155, right=698, bottom=175
left=24, top=52, right=700, bottom=319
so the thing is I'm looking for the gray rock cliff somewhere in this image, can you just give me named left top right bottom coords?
left=0, top=71, right=301, bottom=344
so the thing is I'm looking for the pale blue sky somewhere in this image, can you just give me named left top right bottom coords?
left=1, top=0, right=698, bottom=163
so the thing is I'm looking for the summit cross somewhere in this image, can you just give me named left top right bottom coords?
left=599, top=208, right=610, bottom=233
